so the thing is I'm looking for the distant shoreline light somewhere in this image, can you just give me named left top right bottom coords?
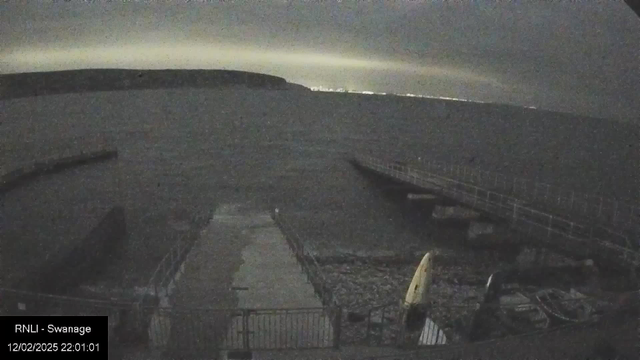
left=309, top=85, right=485, bottom=103
left=309, top=86, right=538, bottom=110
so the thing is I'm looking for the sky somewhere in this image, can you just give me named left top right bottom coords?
left=1, top=0, right=639, bottom=121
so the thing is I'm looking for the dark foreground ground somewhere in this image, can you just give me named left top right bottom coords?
left=1, top=82, right=638, bottom=313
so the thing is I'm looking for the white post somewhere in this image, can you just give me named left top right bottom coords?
left=582, top=194, right=588, bottom=217
left=569, top=222, right=574, bottom=237
left=544, top=184, right=549, bottom=204
left=597, top=197, right=603, bottom=218
left=569, top=191, right=575, bottom=211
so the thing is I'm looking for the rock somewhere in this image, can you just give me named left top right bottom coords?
left=314, top=246, right=516, bottom=345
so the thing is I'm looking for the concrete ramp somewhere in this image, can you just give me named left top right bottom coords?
left=163, top=203, right=333, bottom=356
left=220, top=206, right=334, bottom=350
left=230, top=224, right=320, bottom=309
left=352, top=154, right=640, bottom=271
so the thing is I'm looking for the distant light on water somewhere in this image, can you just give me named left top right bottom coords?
left=310, top=86, right=538, bottom=110
left=309, top=86, right=482, bottom=102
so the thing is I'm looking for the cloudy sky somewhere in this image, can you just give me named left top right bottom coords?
left=1, top=1, right=639, bottom=121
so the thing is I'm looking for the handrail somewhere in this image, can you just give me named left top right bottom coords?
left=141, top=239, right=187, bottom=303
left=137, top=214, right=207, bottom=306
left=354, top=155, right=640, bottom=268
left=272, top=210, right=338, bottom=308
left=414, top=157, right=639, bottom=234
left=407, top=165, right=635, bottom=250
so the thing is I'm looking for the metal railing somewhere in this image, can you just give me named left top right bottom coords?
left=345, top=291, right=637, bottom=349
left=354, top=155, right=640, bottom=269
left=1, top=286, right=633, bottom=355
left=137, top=289, right=633, bottom=352
left=414, top=157, right=639, bottom=235
left=272, top=209, right=344, bottom=348
left=139, top=235, right=194, bottom=305
left=223, top=308, right=335, bottom=350
left=350, top=298, right=639, bottom=360
left=272, top=210, right=340, bottom=308
left=145, top=306, right=336, bottom=352
left=137, top=213, right=210, bottom=307
left=339, top=302, right=406, bottom=347
left=414, top=162, right=635, bottom=250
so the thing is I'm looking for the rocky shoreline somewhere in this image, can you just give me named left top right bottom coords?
left=315, top=248, right=511, bottom=344
left=313, top=245, right=587, bottom=345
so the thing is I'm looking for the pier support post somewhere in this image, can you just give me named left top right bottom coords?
left=406, top=193, right=438, bottom=201
left=467, top=221, right=495, bottom=243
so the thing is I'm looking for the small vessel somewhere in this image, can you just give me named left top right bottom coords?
left=400, top=252, right=447, bottom=346
left=497, top=291, right=550, bottom=333
left=468, top=263, right=599, bottom=341
left=402, top=252, right=433, bottom=333
left=535, top=288, right=593, bottom=323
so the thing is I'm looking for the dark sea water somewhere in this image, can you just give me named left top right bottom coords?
left=1, top=88, right=638, bottom=293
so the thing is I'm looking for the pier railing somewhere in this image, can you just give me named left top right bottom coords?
left=136, top=213, right=210, bottom=308
left=271, top=209, right=343, bottom=347
left=354, top=155, right=640, bottom=269
left=272, top=210, right=338, bottom=308
left=414, top=157, right=639, bottom=236
left=139, top=235, right=193, bottom=306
